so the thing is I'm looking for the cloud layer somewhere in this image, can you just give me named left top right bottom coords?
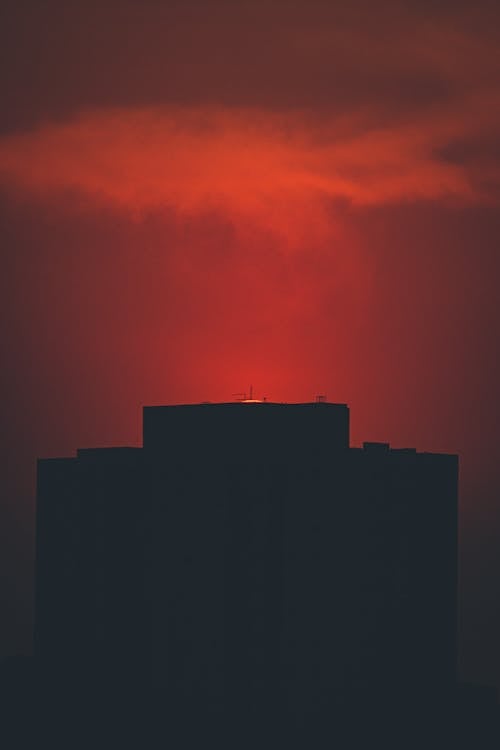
left=2, top=2, right=500, bottom=245
left=0, top=99, right=499, bottom=249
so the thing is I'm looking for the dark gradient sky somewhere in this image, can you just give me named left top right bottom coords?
left=1, top=1, right=500, bottom=688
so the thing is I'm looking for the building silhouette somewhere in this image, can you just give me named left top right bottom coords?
left=32, top=400, right=497, bottom=745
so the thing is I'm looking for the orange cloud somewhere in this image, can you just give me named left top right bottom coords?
left=0, top=101, right=498, bottom=246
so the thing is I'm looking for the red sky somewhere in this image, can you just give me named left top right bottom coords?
left=1, top=0, right=500, bottom=688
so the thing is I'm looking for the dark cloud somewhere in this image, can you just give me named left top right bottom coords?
left=1, top=1, right=499, bottom=131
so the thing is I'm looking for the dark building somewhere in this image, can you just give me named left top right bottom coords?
left=35, top=400, right=461, bottom=738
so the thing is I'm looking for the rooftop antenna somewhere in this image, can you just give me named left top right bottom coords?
left=232, top=385, right=264, bottom=403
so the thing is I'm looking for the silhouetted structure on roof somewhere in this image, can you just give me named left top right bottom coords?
left=32, top=400, right=498, bottom=747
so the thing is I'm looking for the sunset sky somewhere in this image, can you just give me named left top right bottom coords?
left=1, top=0, right=500, bottom=688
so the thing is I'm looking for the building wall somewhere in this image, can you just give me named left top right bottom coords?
left=35, top=457, right=80, bottom=671
left=35, top=403, right=458, bottom=713
left=35, top=448, right=146, bottom=691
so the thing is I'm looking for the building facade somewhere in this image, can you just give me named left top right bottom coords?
left=35, top=401, right=458, bottom=718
